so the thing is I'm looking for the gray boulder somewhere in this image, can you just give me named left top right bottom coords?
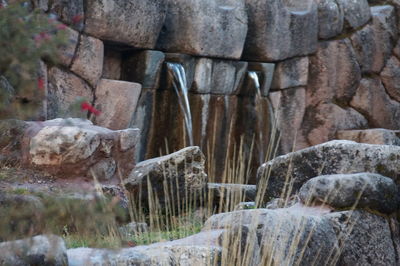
left=157, top=0, right=248, bottom=59
left=271, top=57, right=309, bottom=90
left=327, top=210, right=397, bottom=265
left=84, top=0, right=166, bottom=48
left=243, top=0, right=318, bottom=61
left=257, top=140, right=400, bottom=203
left=0, top=235, right=68, bottom=266
left=124, top=146, right=208, bottom=208
left=337, top=0, right=371, bottom=30
left=299, top=173, right=399, bottom=214
left=317, top=0, right=344, bottom=39
left=381, top=56, right=400, bottom=102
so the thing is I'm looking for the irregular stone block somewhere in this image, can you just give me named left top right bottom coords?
left=56, top=26, right=79, bottom=67
left=337, top=0, right=371, bottom=30
left=299, top=173, right=399, bottom=214
left=317, top=0, right=344, bottom=39
left=93, top=79, right=142, bottom=130
left=192, top=58, right=213, bottom=94
left=71, top=35, right=104, bottom=87
left=269, top=87, right=308, bottom=155
left=257, top=140, right=400, bottom=201
left=243, top=0, right=318, bottom=61
left=49, top=0, right=84, bottom=31
left=84, top=0, right=166, bottom=48
left=157, top=0, right=248, bottom=59
left=0, top=235, right=68, bottom=266
left=350, top=77, right=400, bottom=129
left=124, top=146, right=208, bottom=208
left=271, top=57, right=309, bottom=90
left=337, top=128, right=400, bottom=146
left=209, top=60, right=247, bottom=95
left=304, top=103, right=368, bottom=146
left=381, top=56, right=400, bottom=102
left=121, top=50, right=165, bottom=90
left=47, top=67, right=93, bottom=119
left=307, top=39, right=361, bottom=106
left=350, top=5, right=396, bottom=73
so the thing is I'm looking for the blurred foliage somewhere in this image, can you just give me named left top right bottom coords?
left=0, top=0, right=67, bottom=119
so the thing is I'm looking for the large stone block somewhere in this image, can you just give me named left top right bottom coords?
left=157, top=0, right=248, bottom=59
left=317, top=0, right=344, bottom=39
left=350, top=5, right=396, bottom=73
left=71, top=35, right=104, bottom=87
left=47, top=67, right=93, bottom=119
left=381, top=56, right=400, bottom=102
left=84, top=0, right=166, bottom=48
left=243, top=0, right=318, bottom=61
left=307, top=39, right=361, bottom=106
left=337, top=128, right=400, bottom=146
left=271, top=57, right=309, bottom=90
left=336, top=0, right=371, bottom=30
left=93, top=79, right=142, bottom=130
left=350, top=77, right=400, bottom=129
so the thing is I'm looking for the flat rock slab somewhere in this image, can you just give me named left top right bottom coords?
left=299, top=173, right=399, bottom=214
left=257, top=140, right=400, bottom=203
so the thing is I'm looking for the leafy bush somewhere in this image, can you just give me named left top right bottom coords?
left=0, top=0, right=67, bottom=119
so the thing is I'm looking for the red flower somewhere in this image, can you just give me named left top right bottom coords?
left=81, top=101, right=101, bottom=116
left=37, top=78, right=45, bottom=90
left=72, top=14, right=83, bottom=24
left=56, top=23, right=67, bottom=30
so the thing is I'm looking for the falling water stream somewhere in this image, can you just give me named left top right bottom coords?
left=166, top=62, right=194, bottom=146
left=248, top=71, right=265, bottom=164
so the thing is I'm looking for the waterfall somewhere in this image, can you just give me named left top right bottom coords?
left=248, top=71, right=265, bottom=163
left=166, top=62, right=194, bottom=146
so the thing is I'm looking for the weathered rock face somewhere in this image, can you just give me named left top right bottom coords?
left=328, top=210, right=397, bottom=266
left=0, top=118, right=139, bottom=180
left=0, top=235, right=68, bottom=266
left=337, top=128, right=400, bottom=145
left=271, top=57, right=309, bottom=90
left=257, top=140, right=400, bottom=202
left=70, top=34, right=104, bottom=87
left=299, top=173, right=399, bottom=214
left=336, top=0, right=371, bottom=30
left=92, top=79, right=142, bottom=130
left=317, top=0, right=344, bottom=39
left=243, top=0, right=318, bottom=61
left=381, top=56, right=400, bottom=102
left=84, top=0, right=166, bottom=48
left=350, top=77, right=400, bottom=129
left=124, top=146, right=208, bottom=208
left=350, top=5, right=396, bottom=74
left=47, top=67, right=93, bottom=119
left=157, top=0, right=248, bottom=59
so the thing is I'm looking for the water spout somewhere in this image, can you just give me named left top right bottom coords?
left=248, top=71, right=265, bottom=164
left=166, top=62, right=194, bottom=146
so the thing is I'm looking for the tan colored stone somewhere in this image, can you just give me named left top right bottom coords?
left=93, top=79, right=142, bottom=130
left=350, top=77, right=400, bottom=129
left=71, top=35, right=104, bottom=87
left=305, top=103, right=368, bottom=146
left=381, top=56, right=400, bottom=102
left=307, top=39, right=361, bottom=106
left=102, top=49, right=122, bottom=80
left=47, top=67, right=93, bottom=119
left=56, top=26, right=79, bottom=67
left=337, top=129, right=400, bottom=146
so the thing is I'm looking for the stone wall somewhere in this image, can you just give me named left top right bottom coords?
left=32, top=0, right=400, bottom=182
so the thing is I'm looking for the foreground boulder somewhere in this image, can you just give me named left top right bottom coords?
left=0, top=235, right=68, bottom=266
left=257, top=140, right=400, bottom=202
left=0, top=118, right=139, bottom=180
left=124, top=146, right=208, bottom=208
left=299, top=173, right=399, bottom=214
